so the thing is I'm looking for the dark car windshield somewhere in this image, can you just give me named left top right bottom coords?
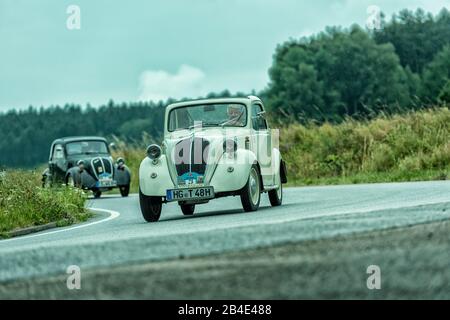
left=66, top=141, right=109, bottom=156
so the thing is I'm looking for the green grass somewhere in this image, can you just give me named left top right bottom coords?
left=282, top=107, right=450, bottom=185
left=0, top=170, right=90, bottom=236
left=287, top=168, right=448, bottom=187
left=112, top=107, right=450, bottom=191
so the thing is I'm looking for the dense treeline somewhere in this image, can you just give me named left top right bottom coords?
left=1, top=8, right=450, bottom=168
left=0, top=91, right=245, bottom=167
left=264, top=8, right=450, bottom=122
left=0, top=101, right=165, bottom=167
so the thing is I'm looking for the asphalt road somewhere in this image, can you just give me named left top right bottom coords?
left=0, top=181, right=449, bottom=284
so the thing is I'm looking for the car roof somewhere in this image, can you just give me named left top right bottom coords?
left=52, top=136, right=107, bottom=145
left=166, top=96, right=262, bottom=111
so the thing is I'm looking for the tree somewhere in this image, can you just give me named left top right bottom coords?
left=421, top=45, right=450, bottom=103
left=266, top=26, right=410, bottom=122
left=438, top=80, right=450, bottom=104
left=374, top=8, right=450, bottom=74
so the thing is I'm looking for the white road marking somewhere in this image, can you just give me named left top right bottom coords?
left=0, top=208, right=120, bottom=243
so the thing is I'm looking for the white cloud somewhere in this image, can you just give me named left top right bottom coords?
left=138, top=64, right=206, bottom=102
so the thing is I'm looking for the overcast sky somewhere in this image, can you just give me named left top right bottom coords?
left=0, top=0, right=449, bottom=111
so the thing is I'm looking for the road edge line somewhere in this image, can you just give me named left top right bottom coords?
left=0, top=208, right=120, bottom=243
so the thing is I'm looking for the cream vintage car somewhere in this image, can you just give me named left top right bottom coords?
left=138, top=96, right=287, bottom=222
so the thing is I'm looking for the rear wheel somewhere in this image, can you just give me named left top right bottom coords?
left=268, top=168, right=283, bottom=206
left=119, top=185, right=130, bottom=197
left=42, top=175, right=52, bottom=188
left=180, top=204, right=195, bottom=215
left=139, top=189, right=162, bottom=222
left=240, top=165, right=261, bottom=212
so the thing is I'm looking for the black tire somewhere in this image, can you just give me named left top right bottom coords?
left=240, top=165, right=261, bottom=212
left=268, top=183, right=282, bottom=206
left=139, top=189, right=162, bottom=222
left=180, top=204, right=195, bottom=215
left=119, top=185, right=130, bottom=197
left=93, top=189, right=102, bottom=199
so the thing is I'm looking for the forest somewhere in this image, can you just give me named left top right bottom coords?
left=1, top=8, right=450, bottom=168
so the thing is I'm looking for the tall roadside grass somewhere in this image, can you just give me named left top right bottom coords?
left=0, top=170, right=90, bottom=236
left=112, top=107, right=450, bottom=190
left=282, top=107, right=450, bottom=185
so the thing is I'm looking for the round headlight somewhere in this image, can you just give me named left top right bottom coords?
left=223, top=139, right=237, bottom=153
left=116, top=157, right=125, bottom=165
left=147, top=144, right=162, bottom=160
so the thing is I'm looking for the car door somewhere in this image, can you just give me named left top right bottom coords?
left=251, top=103, right=273, bottom=186
left=51, top=144, right=66, bottom=183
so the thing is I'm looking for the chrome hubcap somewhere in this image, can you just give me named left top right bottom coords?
left=249, top=168, right=260, bottom=205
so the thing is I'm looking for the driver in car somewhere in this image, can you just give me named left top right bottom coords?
left=226, top=105, right=245, bottom=126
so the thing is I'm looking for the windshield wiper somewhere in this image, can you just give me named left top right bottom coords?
left=187, top=122, right=220, bottom=130
left=203, top=122, right=221, bottom=127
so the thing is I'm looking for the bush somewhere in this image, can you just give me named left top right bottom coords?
left=0, top=170, right=89, bottom=234
left=282, top=107, right=450, bottom=184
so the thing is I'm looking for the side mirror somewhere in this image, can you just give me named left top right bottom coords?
left=109, top=143, right=116, bottom=150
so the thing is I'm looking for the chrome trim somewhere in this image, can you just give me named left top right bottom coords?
left=90, top=158, right=99, bottom=180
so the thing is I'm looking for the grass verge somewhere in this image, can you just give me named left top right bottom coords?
left=0, top=170, right=90, bottom=237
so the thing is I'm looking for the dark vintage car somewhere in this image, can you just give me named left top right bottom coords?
left=42, top=136, right=131, bottom=198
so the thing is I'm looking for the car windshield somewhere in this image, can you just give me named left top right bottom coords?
left=168, top=103, right=247, bottom=132
left=66, top=141, right=109, bottom=155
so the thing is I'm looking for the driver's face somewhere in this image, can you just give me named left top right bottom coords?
left=228, top=108, right=242, bottom=119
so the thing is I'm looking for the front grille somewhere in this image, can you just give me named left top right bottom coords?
left=91, top=157, right=113, bottom=178
left=174, top=137, right=209, bottom=178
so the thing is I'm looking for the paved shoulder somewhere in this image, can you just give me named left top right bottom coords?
left=0, top=181, right=449, bottom=282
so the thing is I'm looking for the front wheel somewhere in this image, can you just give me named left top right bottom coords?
left=119, top=185, right=130, bottom=197
left=93, top=189, right=102, bottom=199
left=139, top=189, right=162, bottom=222
left=180, top=203, right=195, bottom=215
left=240, top=165, right=261, bottom=212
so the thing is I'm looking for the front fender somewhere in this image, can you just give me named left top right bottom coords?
left=66, top=168, right=97, bottom=189
left=209, top=149, right=257, bottom=193
left=115, top=165, right=131, bottom=186
left=139, top=155, right=175, bottom=196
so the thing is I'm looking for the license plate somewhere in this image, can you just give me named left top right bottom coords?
left=166, top=187, right=214, bottom=202
left=98, top=179, right=116, bottom=187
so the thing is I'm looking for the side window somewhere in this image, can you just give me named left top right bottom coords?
left=252, top=104, right=267, bottom=130
left=52, top=144, right=64, bottom=160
